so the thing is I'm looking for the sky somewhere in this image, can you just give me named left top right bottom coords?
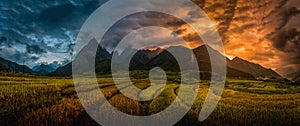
left=0, top=0, right=299, bottom=77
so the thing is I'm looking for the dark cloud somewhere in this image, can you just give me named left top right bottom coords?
left=30, top=56, right=39, bottom=61
left=188, top=9, right=204, bottom=18
left=259, top=0, right=289, bottom=23
left=26, top=45, right=46, bottom=54
left=0, top=0, right=105, bottom=66
left=0, top=47, right=39, bottom=64
left=174, top=29, right=186, bottom=35
left=165, top=20, right=186, bottom=28
left=277, top=7, right=300, bottom=30
left=267, top=28, right=300, bottom=75
left=231, top=23, right=257, bottom=33
left=191, top=0, right=206, bottom=8
left=204, top=2, right=223, bottom=12
left=199, top=0, right=300, bottom=76
left=39, top=4, right=76, bottom=22
left=100, top=11, right=191, bottom=51
left=204, top=0, right=238, bottom=43
left=0, top=36, right=7, bottom=42
left=276, top=0, right=289, bottom=9
left=0, top=0, right=299, bottom=75
left=278, top=52, right=300, bottom=76
left=266, top=28, right=300, bottom=53
left=236, top=6, right=252, bottom=13
left=271, top=28, right=300, bottom=52
left=182, top=33, right=202, bottom=43
left=233, top=16, right=253, bottom=22
left=0, top=36, right=12, bottom=47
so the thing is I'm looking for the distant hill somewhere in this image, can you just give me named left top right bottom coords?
left=32, top=64, right=56, bottom=75
left=0, top=57, right=35, bottom=74
left=227, top=57, right=281, bottom=78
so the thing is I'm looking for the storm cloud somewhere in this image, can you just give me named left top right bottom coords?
left=185, top=0, right=300, bottom=76
left=0, top=0, right=108, bottom=67
left=0, top=0, right=299, bottom=77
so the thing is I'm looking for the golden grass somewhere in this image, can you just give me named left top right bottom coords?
left=0, top=76, right=300, bottom=125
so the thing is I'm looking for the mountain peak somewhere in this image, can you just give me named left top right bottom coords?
left=40, top=64, right=47, bottom=67
left=193, top=44, right=215, bottom=50
left=32, top=64, right=56, bottom=75
left=232, top=57, right=244, bottom=61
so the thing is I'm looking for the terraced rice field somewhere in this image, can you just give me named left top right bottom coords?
left=1, top=76, right=300, bottom=125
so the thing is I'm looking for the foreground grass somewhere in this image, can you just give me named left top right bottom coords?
left=0, top=76, right=300, bottom=125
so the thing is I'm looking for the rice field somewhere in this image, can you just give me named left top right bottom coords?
left=0, top=76, right=300, bottom=126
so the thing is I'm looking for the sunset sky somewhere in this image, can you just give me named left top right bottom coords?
left=0, top=0, right=299, bottom=77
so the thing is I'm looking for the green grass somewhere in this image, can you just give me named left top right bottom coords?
left=0, top=76, right=300, bottom=125
left=225, top=79, right=300, bottom=94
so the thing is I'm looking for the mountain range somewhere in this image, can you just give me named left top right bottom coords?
left=128, top=45, right=255, bottom=79
left=0, top=38, right=283, bottom=80
left=48, top=39, right=282, bottom=80
left=0, top=57, right=58, bottom=76
left=0, top=57, right=35, bottom=75
left=32, top=64, right=56, bottom=76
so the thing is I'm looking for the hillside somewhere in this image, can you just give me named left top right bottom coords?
left=0, top=63, right=9, bottom=72
left=284, top=71, right=300, bottom=80
left=48, top=63, right=72, bottom=76
left=293, top=74, right=300, bottom=83
left=227, top=57, right=281, bottom=78
left=0, top=57, right=35, bottom=74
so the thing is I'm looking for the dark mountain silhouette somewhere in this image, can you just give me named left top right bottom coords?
left=293, top=73, right=300, bottom=83
left=50, top=42, right=280, bottom=80
left=285, top=71, right=300, bottom=80
left=131, top=45, right=279, bottom=79
left=227, top=57, right=281, bottom=78
left=48, top=63, right=72, bottom=76
left=32, top=64, right=55, bottom=71
left=193, top=45, right=228, bottom=72
left=32, top=66, right=39, bottom=71
left=132, top=45, right=254, bottom=79
left=133, top=46, right=196, bottom=71
left=127, top=48, right=164, bottom=70
left=32, top=64, right=56, bottom=75
left=0, top=57, right=35, bottom=74
left=49, top=38, right=112, bottom=76
left=139, top=48, right=164, bottom=59
left=36, top=69, right=50, bottom=76
left=0, top=63, right=9, bottom=72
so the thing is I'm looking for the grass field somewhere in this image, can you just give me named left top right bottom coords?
left=1, top=75, right=300, bottom=126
